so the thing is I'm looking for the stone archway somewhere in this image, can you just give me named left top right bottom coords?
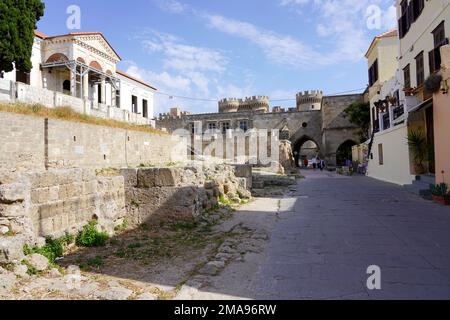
left=336, top=139, right=358, bottom=166
left=292, top=135, right=322, bottom=167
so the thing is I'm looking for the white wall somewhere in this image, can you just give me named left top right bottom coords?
left=118, top=76, right=155, bottom=119
left=367, top=123, right=414, bottom=185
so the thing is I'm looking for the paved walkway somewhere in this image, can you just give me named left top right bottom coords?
left=254, top=170, right=450, bottom=299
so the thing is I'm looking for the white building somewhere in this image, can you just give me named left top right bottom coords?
left=0, top=30, right=156, bottom=126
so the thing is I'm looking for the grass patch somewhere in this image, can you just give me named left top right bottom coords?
left=76, top=221, right=109, bottom=247
left=86, top=256, right=105, bottom=269
left=0, top=103, right=165, bottom=135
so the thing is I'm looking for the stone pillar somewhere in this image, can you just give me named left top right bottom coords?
left=70, top=67, right=76, bottom=97
left=101, top=77, right=106, bottom=104
left=111, top=85, right=116, bottom=108
left=82, top=73, right=89, bottom=100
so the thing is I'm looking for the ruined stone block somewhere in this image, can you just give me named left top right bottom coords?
left=0, top=183, right=27, bottom=204
left=0, top=235, right=25, bottom=263
left=120, top=169, right=138, bottom=187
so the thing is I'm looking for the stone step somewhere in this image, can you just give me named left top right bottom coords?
left=415, top=174, right=436, bottom=186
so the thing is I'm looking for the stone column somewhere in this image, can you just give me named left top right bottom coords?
left=101, top=77, right=106, bottom=104
left=82, top=73, right=90, bottom=115
left=82, top=73, right=89, bottom=100
left=111, top=85, right=116, bottom=108
left=70, top=67, right=76, bottom=97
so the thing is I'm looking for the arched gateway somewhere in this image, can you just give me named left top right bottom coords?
left=156, top=91, right=365, bottom=167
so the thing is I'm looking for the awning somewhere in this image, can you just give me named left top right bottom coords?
left=408, top=98, right=433, bottom=113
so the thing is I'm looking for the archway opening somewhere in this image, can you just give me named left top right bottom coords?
left=336, top=140, right=357, bottom=167
left=293, top=136, right=320, bottom=167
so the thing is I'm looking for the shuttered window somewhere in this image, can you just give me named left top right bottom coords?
left=415, top=52, right=424, bottom=87
left=403, top=64, right=411, bottom=89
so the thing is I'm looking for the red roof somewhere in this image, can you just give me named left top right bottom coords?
left=34, top=30, right=48, bottom=39
left=116, top=70, right=157, bottom=91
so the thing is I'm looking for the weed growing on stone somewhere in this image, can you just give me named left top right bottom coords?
left=23, top=234, right=74, bottom=263
left=76, top=221, right=109, bottom=247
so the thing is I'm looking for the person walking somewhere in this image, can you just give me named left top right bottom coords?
left=303, top=158, right=308, bottom=169
left=312, top=157, right=317, bottom=170
left=320, top=159, right=325, bottom=171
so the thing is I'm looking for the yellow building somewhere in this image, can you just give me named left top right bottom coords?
left=365, top=29, right=415, bottom=185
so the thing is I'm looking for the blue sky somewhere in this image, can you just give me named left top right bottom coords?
left=37, top=0, right=397, bottom=115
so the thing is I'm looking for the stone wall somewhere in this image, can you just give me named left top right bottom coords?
left=121, top=164, right=252, bottom=226
left=0, top=111, right=176, bottom=171
left=0, top=169, right=126, bottom=246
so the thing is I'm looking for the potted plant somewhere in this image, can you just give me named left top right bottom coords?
left=430, top=183, right=450, bottom=206
left=424, top=74, right=443, bottom=94
left=407, top=130, right=427, bottom=174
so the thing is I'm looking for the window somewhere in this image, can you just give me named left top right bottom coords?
left=239, top=120, right=249, bottom=132
left=131, top=95, right=138, bottom=113
left=399, top=0, right=425, bottom=38
left=142, top=99, right=148, bottom=118
left=207, top=122, right=217, bottom=130
left=368, top=60, right=379, bottom=87
left=433, top=21, right=446, bottom=48
left=221, top=122, right=230, bottom=134
left=429, top=22, right=448, bottom=74
left=411, top=0, right=424, bottom=22
left=16, top=71, right=30, bottom=85
left=97, top=84, right=102, bottom=103
left=116, top=90, right=120, bottom=108
left=403, top=64, right=411, bottom=89
left=400, top=0, right=408, bottom=15
left=378, top=144, right=384, bottom=165
left=63, top=80, right=71, bottom=92
left=415, top=51, right=424, bottom=87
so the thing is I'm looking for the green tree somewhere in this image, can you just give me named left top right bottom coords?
left=0, top=0, right=45, bottom=74
left=344, top=101, right=371, bottom=142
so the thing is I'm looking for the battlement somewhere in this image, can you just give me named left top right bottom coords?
left=218, top=96, right=270, bottom=113
left=296, top=90, right=323, bottom=99
left=296, top=89, right=323, bottom=111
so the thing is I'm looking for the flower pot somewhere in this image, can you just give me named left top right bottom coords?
left=432, top=195, right=450, bottom=206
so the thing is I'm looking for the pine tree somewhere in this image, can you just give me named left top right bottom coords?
left=0, top=0, right=45, bottom=74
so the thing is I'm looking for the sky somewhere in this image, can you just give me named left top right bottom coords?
left=36, top=0, right=398, bottom=115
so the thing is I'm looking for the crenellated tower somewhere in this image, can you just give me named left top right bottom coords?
left=296, top=90, right=323, bottom=111
left=218, top=96, right=270, bottom=113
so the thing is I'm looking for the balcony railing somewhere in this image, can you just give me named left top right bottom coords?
left=373, top=120, right=380, bottom=133
left=393, top=105, right=405, bottom=120
left=383, top=113, right=390, bottom=130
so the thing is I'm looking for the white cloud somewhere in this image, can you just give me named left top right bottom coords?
left=141, top=31, right=228, bottom=73
left=156, top=0, right=187, bottom=14
left=205, top=14, right=334, bottom=68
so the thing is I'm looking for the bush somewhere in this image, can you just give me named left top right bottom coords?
left=76, top=221, right=109, bottom=247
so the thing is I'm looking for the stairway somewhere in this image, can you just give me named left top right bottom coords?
left=404, top=175, right=436, bottom=199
